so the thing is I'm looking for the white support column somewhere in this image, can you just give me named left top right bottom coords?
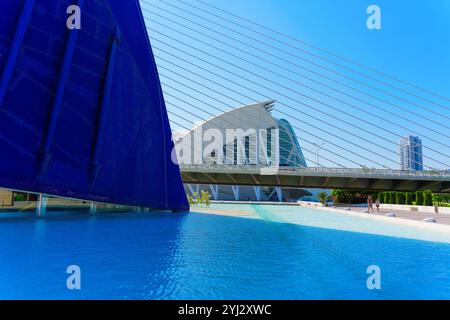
left=231, top=186, right=240, bottom=201
left=210, top=185, right=220, bottom=200
left=275, top=187, right=283, bottom=202
left=266, top=188, right=277, bottom=200
left=256, top=129, right=260, bottom=165
left=36, top=193, right=48, bottom=218
left=253, top=186, right=262, bottom=201
left=187, top=184, right=196, bottom=196
left=89, top=201, right=97, bottom=215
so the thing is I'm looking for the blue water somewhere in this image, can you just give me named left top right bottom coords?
left=0, top=205, right=450, bottom=299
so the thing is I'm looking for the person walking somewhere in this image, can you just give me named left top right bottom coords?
left=367, top=195, right=374, bottom=213
left=375, top=198, right=381, bottom=213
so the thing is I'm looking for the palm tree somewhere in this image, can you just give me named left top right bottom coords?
left=317, top=192, right=329, bottom=206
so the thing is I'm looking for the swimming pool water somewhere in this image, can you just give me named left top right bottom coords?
left=0, top=205, right=449, bottom=299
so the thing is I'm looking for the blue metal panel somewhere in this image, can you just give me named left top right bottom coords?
left=39, top=0, right=85, bottom=175
left=0, top=0, right=189, bottom=211
left=90, top=27, right=119, bottom=183
left=0, top=0, right=35, bottom=108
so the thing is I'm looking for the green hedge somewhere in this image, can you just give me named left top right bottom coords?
left=423, top=191, right=433, bottom=206
left=332, top=189, right=444, bottom=207
left=405, top=192, right=413, bottom=205
left=395, top=192, right=404, bottom=205
left=416, top=191, right=424, bottom=206
left=389, top=192, right=396, bottom=204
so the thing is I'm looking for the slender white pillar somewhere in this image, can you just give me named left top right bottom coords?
left=89, top=201, right=97, bottom=215
left=36, top=193, right=48, bottom=217
left=187, top=184, right=196, bottom=196
left=253, top=186, right=262, bottom=201
left=232, top=186, right=240, bottom=201
left=275, top=187, right=283, bottom=202
left=256, top=129, right=260, bottom=165
left=210, top=185, right=219, bottom=200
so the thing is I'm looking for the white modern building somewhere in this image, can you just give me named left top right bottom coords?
left=174, top=101, right=311, bottom=201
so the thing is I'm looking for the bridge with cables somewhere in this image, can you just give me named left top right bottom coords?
left=140, top=0, right=450, bottom=195
left=180, top=165, right=450, bottom=193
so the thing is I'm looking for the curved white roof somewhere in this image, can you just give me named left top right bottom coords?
left=178, top=101, right=277, bottom=138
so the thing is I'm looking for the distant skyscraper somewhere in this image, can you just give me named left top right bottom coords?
left=399, top=136, right=423, bottom=171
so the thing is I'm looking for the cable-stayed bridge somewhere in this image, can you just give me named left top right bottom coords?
left=140, top=0, right=450, bottom=194
left=180, top=165, right=450, bottom=193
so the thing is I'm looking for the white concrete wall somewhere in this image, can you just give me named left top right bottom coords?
left=380, top=204, right=450, bottom=214
left=297, top=201, right=324, bottom=208
left=297, top=201, right=450, bottom=214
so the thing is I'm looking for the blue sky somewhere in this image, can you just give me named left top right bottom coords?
left=140, top=0, right=450, bottom=169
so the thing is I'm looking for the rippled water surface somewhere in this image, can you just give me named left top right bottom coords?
left=0, top=204, right=450, bottom=299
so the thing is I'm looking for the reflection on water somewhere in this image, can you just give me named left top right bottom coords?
left=0, top=208, right=449, bottom=299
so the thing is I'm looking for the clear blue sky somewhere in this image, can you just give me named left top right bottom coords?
left=140, top=0, right=450, bottom=169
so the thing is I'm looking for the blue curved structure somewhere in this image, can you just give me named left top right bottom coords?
left=277, top=119, right=307, bottom=167
left=0, top=0, right=189, bottom=211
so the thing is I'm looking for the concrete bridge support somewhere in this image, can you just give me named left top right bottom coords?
left=275, top=187, right=283, bottom=202
left=232, top=186, right=240, bottom=201
left=90, top=201, right=97, bottom=215
left=253, top=186, right=262, bottom=201
left=210, top=185, right=220, bottom=200
left=36, top=194, right=48, bottom=217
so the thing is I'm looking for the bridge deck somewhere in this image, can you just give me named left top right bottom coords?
left=180, top=165, right=450, bottom=193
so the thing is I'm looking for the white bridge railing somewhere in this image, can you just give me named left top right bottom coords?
left=179, top=164, right=450, bottom=179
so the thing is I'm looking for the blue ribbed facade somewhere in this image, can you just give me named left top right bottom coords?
left=0, top=0, right=188, bottom=211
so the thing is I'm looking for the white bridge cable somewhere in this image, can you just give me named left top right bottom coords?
left=159, top=62, right=427, bottom=171
left=140, top=1, right=446, bottom=168
left=165, top=93, right=347, bottom=169
left=163, top=86, right=345, bottom=169
left=145, top=0, right=450, bottom=124
left=156, top=60, right=403, bottom=170
left=149, top=34, right=449, bottom=168
left=159, top=72, right=366, bottom=169
left=141, top=5, right=450, bottom=148
left=175, top=0, right=450, bottom=114
left=166, top=102, right=331, bottom=169
left=190, top=0, right=450, bottom=108
left=151, top=40, right=449, bottom=169
left=164, top=87, right=331, bottom=169
left=162, top=88, right=317, bottom=167
left=142, top=0, right=450, bottom=129
left=161, top=77, right=347, bottom=169
left=158, top=64, right=384, bottom=170
left=141, top=13, right=450, bottom=167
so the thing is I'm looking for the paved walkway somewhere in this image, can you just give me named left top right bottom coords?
left=338, top=206, right=450, bottom=225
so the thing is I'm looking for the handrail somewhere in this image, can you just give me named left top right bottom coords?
left=179, top=164, right=450, bottom=179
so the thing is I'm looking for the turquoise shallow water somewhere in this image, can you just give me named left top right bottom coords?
left=214, top=203, right=450, bottom=243
left=0, top=204, right=449, bottom=299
